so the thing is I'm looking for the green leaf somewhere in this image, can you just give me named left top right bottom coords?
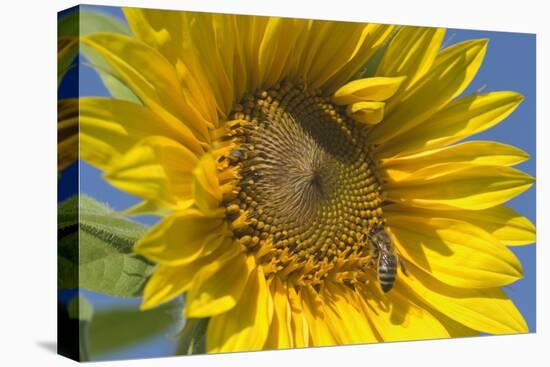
left=78, top=231, right=152, bottom=297
left=58, top=194, right=78, bottom=229
left=58, top=195, right=79, bottom=289
left=79, top=194, right=149, bottom=252
left=89, top=298, right=183, bottom=356
left=58, top=194, right=154, bottom=297
left=176, top=317, right=208, bottom=355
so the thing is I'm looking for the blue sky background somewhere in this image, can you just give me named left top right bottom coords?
left=58, top=5, right=536, bottom=361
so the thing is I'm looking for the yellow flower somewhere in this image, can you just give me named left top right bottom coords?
left=79, top=9, right=535, bottom=353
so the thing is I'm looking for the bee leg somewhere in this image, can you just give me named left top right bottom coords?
left=365, top=235, right=378, bottom=269
left=398, top=255, right=408, bottom=276
left=366, top=254, right=377, bottom=269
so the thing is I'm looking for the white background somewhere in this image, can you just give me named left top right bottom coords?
left=0, top=0, right=547, bottom=365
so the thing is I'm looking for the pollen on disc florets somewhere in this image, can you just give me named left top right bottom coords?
left=215, top=81, right=386, bottom=287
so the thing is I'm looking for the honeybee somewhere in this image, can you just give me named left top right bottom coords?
left=367, top=224, right=406, bottom=293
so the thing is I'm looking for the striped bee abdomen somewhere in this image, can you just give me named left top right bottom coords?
left=378, top=252, right=397, bottom=293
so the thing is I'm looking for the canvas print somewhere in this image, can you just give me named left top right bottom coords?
left=57, top=4, right=536, bottom=362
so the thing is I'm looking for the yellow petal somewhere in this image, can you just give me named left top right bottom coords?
left=357, top=279, right=451, bottom=341
left=258, top=18, right=306, bottom=88
left=387, top=204, right=536, bottom=246
left=305, top=22, right=370, bottom=88
left=264, top=277, right=293, bottom=349
left=379, top=91, right=524, bottom=158
left=332, top=77, right=405, bottom=105
left=402, top=265, right=528, bottom=334
left=376, top=27, right=446, bottom=92
left=123, top=8, right=222, bottom=125
left=386, top=163, right=535, bottom=210
left=207, top=266, right=272, bottom=353
left=346, top=101, right=385, bottom=125
left=382, top=141, right=530, bottom=181
left=466, top=209, right=537, bottom=246
left=103, top=136, right=198, bottom=208
left=287, top=285, right=310, bottom=348
left=186, top=251, right=252, bottom=318
left=58, top=134, right=78, bottom=173
left=300, top=286, right=337, bottom=347
left=369, top=39, right=488, bottom=145
left=433, top=311, right=480, bottom=337
left=119, top=199, right=175, bottom=217
left=323, top=24, right=395, bottom=92
left=58, top=96, right=78, bottom=118
left=321, top=283, right=379, bottom=344
left=181, top=13, right=234, bottom=116
left=79, top=97, right=203, bottom=171
left=141, top=260, right=206, bottom=310
left=386, top=215, right=523, bottom=288
left=122, top=8, right=181, bottom=63
left=82, top=33, right=212, bottom=141
left=174, top=58, right=221, bottom=127
left=192, top=153, right=222, bottom=214
left=134, top=208, right=227, bottom=265
left=236, top=15, right=269, bottom=92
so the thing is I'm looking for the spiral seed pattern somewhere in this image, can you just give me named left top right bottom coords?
left=216, top=82, right=386, bottom=286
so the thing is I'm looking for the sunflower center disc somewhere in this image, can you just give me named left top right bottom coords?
left=221, top=82, right=385, bottom=285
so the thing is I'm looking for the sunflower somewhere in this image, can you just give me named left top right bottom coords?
left=78, top=8, right=535, bottom=353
